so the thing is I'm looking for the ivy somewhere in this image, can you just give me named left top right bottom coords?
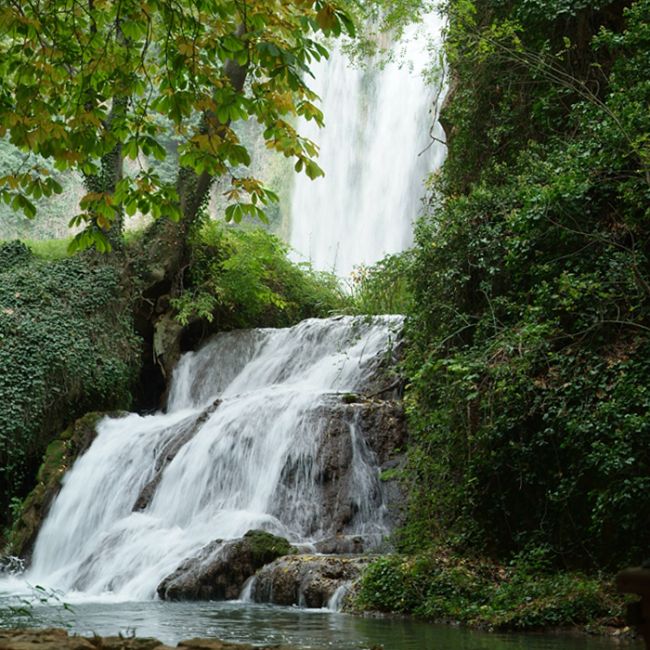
left=0, top=243, right=140, bottom=528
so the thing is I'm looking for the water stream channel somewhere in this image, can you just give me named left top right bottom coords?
left=6, top=600, right=641, bottom=649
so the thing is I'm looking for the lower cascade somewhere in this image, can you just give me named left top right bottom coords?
left=22, top=316, right=406, bottom=603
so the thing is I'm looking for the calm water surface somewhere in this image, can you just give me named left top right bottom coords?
left=11, top=601, right=641, bottom=650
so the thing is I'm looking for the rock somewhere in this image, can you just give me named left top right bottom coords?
left=313, top=535, right=365, bottom=555
left=157, top=530, right=295, bottom=601
left=252, top=554, right=370, bottom=609
left=0, top=555, right=25, bottom=575
left=272, top=396, right=408, bottom=546
left=0, top=629, right=97, bottom=650
left=0, top=629, right=296, bottom=650
left=8, top=412, right=125, bottom=562
left=153, top=313, right=184, bottom=381
left=133, top=399, right=221, bottom=511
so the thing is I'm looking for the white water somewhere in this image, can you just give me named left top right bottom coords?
left=289, top=14, right=447, bottom=276
left=14, top=316, right=402, bottom=601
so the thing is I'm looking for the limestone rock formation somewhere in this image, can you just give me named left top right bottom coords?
left=252, top=554, right=371, bottom=608
left=271, top=395, right=408, bottom=543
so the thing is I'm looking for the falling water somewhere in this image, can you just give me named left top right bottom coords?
left=21, top=316, right=402, bottom=601
left=289, top=14, right=447, bottom=276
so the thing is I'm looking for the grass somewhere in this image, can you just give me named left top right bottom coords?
left=20, top=238, right=72, bottom=260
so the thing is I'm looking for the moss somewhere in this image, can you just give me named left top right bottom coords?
left=0, top=243, right=140, bottom=528
left=7, top=412, right=120, bottom=558
left=243, top=530, right=296, bottom=564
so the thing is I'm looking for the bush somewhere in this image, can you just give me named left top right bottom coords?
left=171, top=221, right=347, bottom=329
left=401, top=0, right=650, bottom=568
left=355, top=551, right=623, bottom=631
left=348, top=252, right=414, bottom=316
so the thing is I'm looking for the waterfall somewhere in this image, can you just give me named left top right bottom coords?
left=24, top=316, right=403, bottom=601
left=289, top=14, right=447, bottom=277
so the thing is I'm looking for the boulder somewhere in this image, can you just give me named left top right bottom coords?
left=157, top=530, right=295, bottom=601
left=313, top=535, right=365, bottom=555
left=252, top=554, right=370, bottom=609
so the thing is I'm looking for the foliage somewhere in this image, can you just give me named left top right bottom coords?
left=343, top=0, right=440, bottom=59
left=0, top=0, right=354, bottom=250
left=0, top=584, right=73, bottom=629
left=21, top=238, right=72, bottom=260
left=171, top=221, right=347, bottom=329
left=348, top=253, right=414, bottom=316
left=0, top=138, right=83, bottom=241
left=0, top=242, right=139, bottom=528
left=403, top=0, right=650, bottom=568
left=355, top=551, right=624, bottom=630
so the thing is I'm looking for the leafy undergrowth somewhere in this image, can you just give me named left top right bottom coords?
left=354, top=551, right=627, bottom=632
left=347, top=252, right=414, bottom=316
left=172, top=221, right=348, bottom=329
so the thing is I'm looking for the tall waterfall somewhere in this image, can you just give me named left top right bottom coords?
left=289, top=14, right=447, bottom=276
left=23, top=316, right=402, bottom=601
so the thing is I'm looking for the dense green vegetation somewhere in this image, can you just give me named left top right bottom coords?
left=1, top=0, right=648, bottom=637
left=400, top=0, right=650, bottom=570
left=355, top=552, right=623, bottom=631
left=0, top=243, right=139, bottom=532
left=352, top=0, right=648, bottom=628
left=171, top=221, right=346, bottom=329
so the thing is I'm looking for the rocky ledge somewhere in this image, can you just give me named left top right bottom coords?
left=0, top=629, right=295, bottom=650
left=251, top=554, right=371, bottom=609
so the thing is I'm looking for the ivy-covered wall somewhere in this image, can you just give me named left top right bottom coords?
left=0, top=242, right=140, bottom=532
left=403, top=0, right=650, bottom=568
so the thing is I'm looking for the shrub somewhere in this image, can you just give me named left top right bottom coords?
left=171, top=222, right=347, bottom=329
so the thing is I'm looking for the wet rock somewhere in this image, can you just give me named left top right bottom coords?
left=133, top=399, right=221, bottom=511
left=8, top=412, right=124, bottom=562
left=157, top=530, right=295, bottom=601
left=0, top=629, right=296, bottom=650
left=252, top=554, right=370, bottom=608
left=313, top=535, right=365, bottom=555
left=0, top=555, right=25, bottom=575
left=272, top=397, right=408, bottom=546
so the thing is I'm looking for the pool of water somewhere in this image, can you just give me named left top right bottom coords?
left=2, top=600, right=641, bottom=650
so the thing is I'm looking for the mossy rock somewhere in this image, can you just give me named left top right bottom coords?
left=243, top=529, right=296, bottom=564
left=7, top=411, right=125, bottom=560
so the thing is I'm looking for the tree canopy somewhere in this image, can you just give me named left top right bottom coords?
left=0, top=0, right=354, bottom=251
